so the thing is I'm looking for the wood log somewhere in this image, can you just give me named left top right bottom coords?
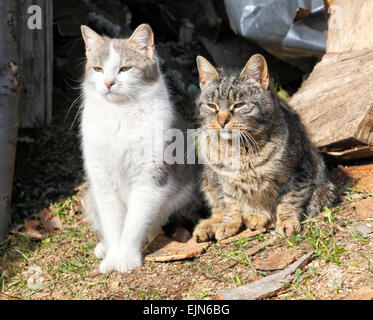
left=289, top=50, right=373, bottom=148
left=289, top=1, right=373, bottom=150
left=326, top=0, right=373, bottom=53
left=0, top=0, right=22, bottom=240
left=16, top=0, right=53, bottom=128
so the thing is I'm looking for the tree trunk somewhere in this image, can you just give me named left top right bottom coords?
left=0, top=0, right=21, bottom=240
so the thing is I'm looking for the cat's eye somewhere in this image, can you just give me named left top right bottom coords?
left=93, top=66, right=103, bottom=72
left=119, top=66, right=132, bottom=73
left=232, top=102, right=246, bottom=110
left=206, top=103, right=218, bottom=111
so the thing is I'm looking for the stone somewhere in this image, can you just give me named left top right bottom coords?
left=349, top=224, right=372, bottom=235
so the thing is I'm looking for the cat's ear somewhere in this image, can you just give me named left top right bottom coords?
left=196, top=56, right=220, bottom=88
left=128, top=24, right=155, bottom=58
left=81, top=25, right=104, bottom=54
left=239, top=54, right=270, bottom=90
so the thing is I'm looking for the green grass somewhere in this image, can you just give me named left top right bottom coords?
left=184, top=289, right=212, bottom=300
left=288, top=267, right=316, bottom=300
left=193, top=261, right=229, bottom=282
left=0, top=194, right=98, bottom=299
left=279, top=207, right=346, bottom=265
left=343, top=185, right=371, bottom=203
left=129, top=287, right=165, bottom=300
left=349, top=229, right=370, bottom=245
left=51, top=195, right=79, bottom=219
left=271, top=73, right=292, bottom=102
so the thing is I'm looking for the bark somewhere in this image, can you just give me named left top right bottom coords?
left=218, top=252, right=313, bottom=300
left=0, top=0, right=21, bottom=240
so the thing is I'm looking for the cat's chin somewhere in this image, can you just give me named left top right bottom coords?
left=218, top=130, right=241, bottom=141
left=219, top=130, right=232, bottom=140
left=103, top=92, right=129, bottom=103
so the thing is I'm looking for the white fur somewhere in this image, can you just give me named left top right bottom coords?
left=81, top=46, right=193, bottom=273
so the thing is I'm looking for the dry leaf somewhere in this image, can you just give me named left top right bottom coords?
left=41, top=216, right=63, bottom=233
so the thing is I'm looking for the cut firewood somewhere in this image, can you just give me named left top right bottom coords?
left=289, top=50, right=373, bottom=149
left=325, top=0, right=373, bottom=53
left=218, top=252, right=313, bottom=300
left=289, top=0, right=373, bottom=152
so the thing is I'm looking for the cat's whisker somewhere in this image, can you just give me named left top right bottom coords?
left=242, top=132, right=257, bottom=155
left=184, top=141, right=197, bottom=161
left=239, top=134, right=245, bottom=151
left=241, top=132, right=254, bottom=154
left=70, top=104, right=84, bottom=130
left=242, top=131, right=260, bottom=153
left=65, top=93, right=84, bottom=121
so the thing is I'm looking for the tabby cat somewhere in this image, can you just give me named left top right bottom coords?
left=193, top=54, right=337, bottom=241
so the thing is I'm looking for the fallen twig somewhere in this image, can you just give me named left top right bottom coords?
left=218, top=251, right=314, bottom=300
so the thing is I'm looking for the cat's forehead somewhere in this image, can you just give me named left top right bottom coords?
left=87, top=38, right=135, bottom=65
left=200, top=75, right=260, bottom=102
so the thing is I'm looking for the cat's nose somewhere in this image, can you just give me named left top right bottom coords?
left=104, top=81, right=115, bottom=89
left=218, top=119, right=229, bottom=128
left=217, top=113, right=231, bottom=128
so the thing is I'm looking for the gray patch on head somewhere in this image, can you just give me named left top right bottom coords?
left=84, top=36, right=160, bottom=82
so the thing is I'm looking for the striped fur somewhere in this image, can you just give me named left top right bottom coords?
left=193, top=55, right=337, bottom=240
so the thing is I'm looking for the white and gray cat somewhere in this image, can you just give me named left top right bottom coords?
left=80, top=24, right=201, bottom=273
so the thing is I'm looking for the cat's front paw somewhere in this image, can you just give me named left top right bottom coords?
left=193, top=218, right=220, bottom=242
left=244, top=213, right=270, bottom=230
left=276, top=219, right=301, bottom=237
left=99, top=257, right=117, bottom=274
left=94, top=241, right=106, bottom=259
left=215, top=222, right=241, bottom=240
left=115, top=252, right=142, bottom=273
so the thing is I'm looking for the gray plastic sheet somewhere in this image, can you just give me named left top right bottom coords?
left=224, top=0, right=328, bottom=61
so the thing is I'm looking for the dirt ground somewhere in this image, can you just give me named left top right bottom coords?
left=0, top=181, right=372, bottom=300
left=1, top=94, right=373, bottom=301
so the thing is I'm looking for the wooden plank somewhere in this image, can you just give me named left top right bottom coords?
left=289, top=50, right=373, bottom=148
left=16, top=0, right=53, bottom=128
left=218, top=252, right=313, bottom=300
